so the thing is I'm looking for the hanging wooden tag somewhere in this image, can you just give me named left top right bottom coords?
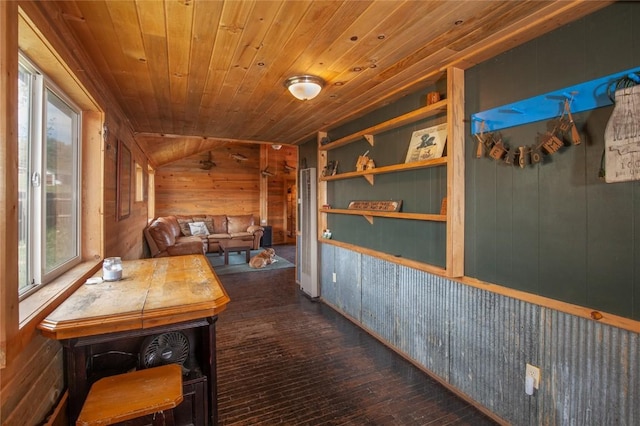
left=541, top=132, right=563, bottom=154
left=489, top=139, right=506, bottom=160
left=564, top=99, right=581, bottom=145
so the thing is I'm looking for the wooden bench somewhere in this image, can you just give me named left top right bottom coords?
left=76, top=364, right=183, bottom=426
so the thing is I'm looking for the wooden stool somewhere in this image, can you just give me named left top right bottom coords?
left=76, top=364, right=183, bottom=426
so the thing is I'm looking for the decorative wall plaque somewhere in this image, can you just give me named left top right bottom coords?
left=348, top=200, right=402, bottom=212
left=405, top=123, right=447, bottom=163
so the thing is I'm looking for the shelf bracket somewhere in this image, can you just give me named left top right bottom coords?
left=471, top=66, right=640, bottom=134
left=362, top=215, right=374, bottom=224
left=363, top=134, right=374, bottom=146
left=362, top=174, right=374, bottom=185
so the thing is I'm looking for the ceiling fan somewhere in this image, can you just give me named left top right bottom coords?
left=261, top=166, right=275, bottom=177
left=283, top=162, right=296, bottom=174
left=199, top=151, right=216, bottom=170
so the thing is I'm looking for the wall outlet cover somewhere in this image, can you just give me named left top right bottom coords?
left=526, top=363, right=540, bottom=389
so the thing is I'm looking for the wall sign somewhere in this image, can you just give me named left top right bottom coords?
left=348, top=200, right=402, bottom=212
left=604, top=84, right=640, bottom=183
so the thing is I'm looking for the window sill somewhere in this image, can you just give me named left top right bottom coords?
left=19, top=260, right=102, bottom=331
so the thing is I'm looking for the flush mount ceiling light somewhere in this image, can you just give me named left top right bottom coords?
left=284, top=75, right=325, bottom=100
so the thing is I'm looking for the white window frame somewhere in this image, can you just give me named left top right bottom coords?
left=18, top=52, right=82, bottom=299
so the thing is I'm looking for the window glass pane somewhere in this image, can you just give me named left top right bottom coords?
left=44, top=90, right=78, bottom=272
left=135, top=162, right=144, bottom=202
left=18, top=64, right=31, bottom=291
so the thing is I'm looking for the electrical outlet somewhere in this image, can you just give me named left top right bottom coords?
left=526, top=363, right=540, bottom=389
left=332, top=272, right=337, bottom=283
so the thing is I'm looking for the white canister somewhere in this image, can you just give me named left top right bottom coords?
left=103, top=257, right=123, bottom=281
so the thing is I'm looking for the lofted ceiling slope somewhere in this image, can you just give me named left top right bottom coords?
left=47, top=0, right=612, bottom=167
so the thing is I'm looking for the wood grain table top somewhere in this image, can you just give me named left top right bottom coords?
left=38, top=255, right=230, bottom=340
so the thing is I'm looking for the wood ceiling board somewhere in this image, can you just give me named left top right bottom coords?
left=136, top=1, right=174, bottom=133
left=206, top=0, right=281, bottom=105
left=246, top=2, right=463, bottom=142
left=215, top=1, right=320, bottom=138
left=182, top=1, right=225, bottom=135
left=38, top=1, right=616, bottom=153
left=79, top=2, right=139, bottom=99
left=69, top=1, right=153, bottom=131
left=214, top=1, right=342, bottom=139
left=194, top=0, right=262, bottom=133
left=54, top=2, right=131, bottom=109
left=165, top=0, right=193, bottom=136
left=322, top=2, right=451, bottom=78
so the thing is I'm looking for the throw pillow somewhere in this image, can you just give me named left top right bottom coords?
left=188, top=221, right=210, bottom=236
left=203, top=219, right=215, bottom=234
left=177, top=218, right=193, bottom=236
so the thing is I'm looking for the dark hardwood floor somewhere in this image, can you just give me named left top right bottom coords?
left=215, top=245, right=499, bottom=425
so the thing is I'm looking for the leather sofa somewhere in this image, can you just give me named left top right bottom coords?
left=144, top=214, right=264, bottom=258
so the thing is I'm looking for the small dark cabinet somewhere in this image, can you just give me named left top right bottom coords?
left=261, top=225, right=272, bottom=247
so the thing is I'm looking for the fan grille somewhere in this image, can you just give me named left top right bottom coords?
left=141, top=332, right=190, bottom=369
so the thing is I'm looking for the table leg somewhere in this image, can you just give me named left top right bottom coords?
left=64, top=342, right=88, bottom=424
left=224, top=249, right=229, bottom=265
left=245, top=248, right=250, bottom=263
left=201, top=316, right=218, bottom=425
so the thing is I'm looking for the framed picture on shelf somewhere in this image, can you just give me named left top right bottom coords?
left=404, top=123, right=447, bottom=163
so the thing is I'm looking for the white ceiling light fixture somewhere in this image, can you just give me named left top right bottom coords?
left=271, top=144, right=282, bottom=150
left=284, top=75, right=325, bottom=101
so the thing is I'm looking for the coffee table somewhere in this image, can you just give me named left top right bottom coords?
left=219, top=239, right=252, bottom=265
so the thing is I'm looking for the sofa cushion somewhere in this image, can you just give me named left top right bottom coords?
left=227, top=215, right=254, bottom=234
left=206, top=215, right=227, bottom=234
left=166, top=236, right=205, bottom=256
left=229, top=231, right=252, bottom=238
left=157, top=216, right=181, bottom=238
left=208, top=233, right=231, bottom=240
left=176, top=217, right=194, bottom=236
left=147, top=221, right=175, bottom=252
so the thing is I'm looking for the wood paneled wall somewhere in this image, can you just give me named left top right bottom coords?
left=103, top=117, right=150, bottom=261
left=266, top=146, right=297, bottom=245
left=1, top=336, right=64, bottom=425
left=155, top=143, right=261, bottom=217
left=154, top=143, right=298, bottom=245
left=2, top=2, right=151, bottom=424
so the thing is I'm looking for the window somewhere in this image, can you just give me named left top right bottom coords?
left=18, top=54, right=81, bottom=298
left=135, top=162, right=144, bottom=202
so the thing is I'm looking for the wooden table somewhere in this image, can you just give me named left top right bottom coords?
left=218, top=239, right=252, bottom=265
left=38, top=254, right=230, bottom=425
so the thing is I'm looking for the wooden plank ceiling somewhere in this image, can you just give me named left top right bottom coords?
left=50, top=0, right=611, bottom=167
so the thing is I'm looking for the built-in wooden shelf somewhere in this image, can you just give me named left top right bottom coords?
left=320, top=208, right=445, bottom=224
left=317, top=67, right=464, bottom=278
left=320, top=157, right=447, bottom=185
left=319, top=99, right=448, bottom=151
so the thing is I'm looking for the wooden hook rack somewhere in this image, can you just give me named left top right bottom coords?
left=471, top=66, right=640, bottom=134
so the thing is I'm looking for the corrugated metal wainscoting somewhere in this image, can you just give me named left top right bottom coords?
left=320, top=244, right=640, bottom=426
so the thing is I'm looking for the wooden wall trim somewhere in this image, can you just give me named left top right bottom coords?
left=317, top=132, right=328, bottom=239
left=446, top=67, right=464, bottom=277
left=1, top=0, right=19, bottom=370
left=259, top=144, right=268, bottom=224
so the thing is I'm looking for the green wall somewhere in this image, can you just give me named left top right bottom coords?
left=319, top=76, right=449, bottom=266
left=313, top=3, right=640, bottom=320
left=465, top=2, right=640, bottom=320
